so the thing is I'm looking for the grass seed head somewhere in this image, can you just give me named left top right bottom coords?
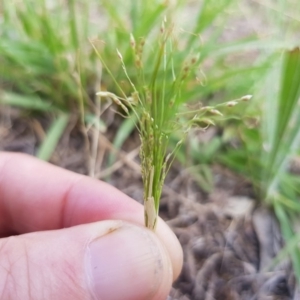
left=227, top=100, right=238, bottom=107
left=209, top=109, right=223, bottom=116
left=135, top=56, right=142, bottom=68
left=138, top=38, right=145, bottom=54
left=241, top=94, right=252, bottom=101
left=130, top=33, right=136, bottom=49
left=190, top=53, right=200, bottom=65
left=116, top=49, right=123, bottom=60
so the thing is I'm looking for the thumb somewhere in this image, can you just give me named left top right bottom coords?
left=0, top=221, right=174, bottom=300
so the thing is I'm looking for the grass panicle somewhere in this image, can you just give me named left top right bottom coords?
left=95, top=19, right=252, bottom=230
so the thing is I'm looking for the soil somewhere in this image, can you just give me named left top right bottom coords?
left=0, top=107, right=298, bottom=300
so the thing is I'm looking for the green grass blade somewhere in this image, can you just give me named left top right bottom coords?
left=0, top=92, right=54, bottom=111
left=268, top=231, right=300, bottom=272
left=108, top=114, right=137, bottom=166
left=85, top=114, right=107, bottom=132
left=37, top=113, right=69, bottom=161
left=187, top=0, right=234, bottom=48
left=274, top=200, right=300, bottom=280
left=67, top=0, right=79, bottom=49
left=264, top=48, right=300, bottom=197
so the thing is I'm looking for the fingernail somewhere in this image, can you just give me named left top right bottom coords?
left=86, top=223, right=172, bottom=300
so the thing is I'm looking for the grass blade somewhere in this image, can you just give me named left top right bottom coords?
left=274, top=200, right=300, bottom=280
left=264, top=48, right=300, bottom=198
left=1, top=92, right=54, bottom=111
left=108, top=113, right=137, bottom=166
left=37, top=113, right=69, bottom=161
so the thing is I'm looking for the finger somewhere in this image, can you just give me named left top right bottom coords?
left=0, top=220, right=173, bottom=300
left=0, top=152, right=183, bottom=280
left=0, top=152, right=139, bottom=234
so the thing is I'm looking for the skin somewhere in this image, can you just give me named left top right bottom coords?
left=0, top=152, right=183, bottom=300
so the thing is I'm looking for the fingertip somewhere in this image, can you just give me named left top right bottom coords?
left=156, top=219, right=183, bottom=281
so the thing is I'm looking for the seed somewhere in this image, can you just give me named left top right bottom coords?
left=227, top=101, right=238, bottom=107
left=130, top=33, right=136, bottom=49
left=241, top=95, right=252, bottom=101
left=209, top=109, right=223, bottom=116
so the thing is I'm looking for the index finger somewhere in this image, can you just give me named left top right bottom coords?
left=0, top=152, right=141, bottom=235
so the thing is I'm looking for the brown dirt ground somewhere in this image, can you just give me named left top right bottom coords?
left=0, top=107, right=299, bottom=300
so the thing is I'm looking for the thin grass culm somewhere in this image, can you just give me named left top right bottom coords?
left=93, top=18, right=251, bottom=230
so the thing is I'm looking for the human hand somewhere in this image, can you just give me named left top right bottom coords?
left=0, top=152, right=182, bottom=300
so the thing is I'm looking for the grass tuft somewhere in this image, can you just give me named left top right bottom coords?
left=94, top=16, right=252, bottom=229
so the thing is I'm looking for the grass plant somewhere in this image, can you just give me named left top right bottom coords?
left=254, top=48, right=300, bottom=278
left=94, top=16, right=252, bottom=229
left=208, top=0, right=300, bottom=278
left=218, top=48, right=300, bottom=278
